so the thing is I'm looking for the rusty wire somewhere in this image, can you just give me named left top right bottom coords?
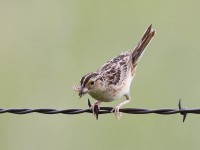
left=0, top=99, right=197, bottom=122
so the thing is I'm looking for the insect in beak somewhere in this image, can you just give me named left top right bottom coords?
left=79, top=87, right=89, bottom=98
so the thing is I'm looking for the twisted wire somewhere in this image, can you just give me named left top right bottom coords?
left=0, top=99, right=195, bottom=122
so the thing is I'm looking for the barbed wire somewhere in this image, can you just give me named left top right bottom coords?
left=0, top=99, right=198, bottom=122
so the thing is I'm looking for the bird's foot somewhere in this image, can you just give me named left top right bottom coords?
left=90, top=101, right=101, bottom=119
left=90, top=103, right=100, bottom=114
left=111, top=105, right=122, bottom=120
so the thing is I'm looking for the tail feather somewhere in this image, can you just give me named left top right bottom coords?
left=132, top=24, right=155, bottom=64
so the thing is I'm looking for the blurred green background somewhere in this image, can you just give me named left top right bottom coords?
left=0, top=1, right=200, bottom=150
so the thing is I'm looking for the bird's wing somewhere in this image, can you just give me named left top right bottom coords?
left=97, top=51, right=132, bottom=86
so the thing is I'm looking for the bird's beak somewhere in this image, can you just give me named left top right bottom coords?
left=79, top=87, right=89, bottom=98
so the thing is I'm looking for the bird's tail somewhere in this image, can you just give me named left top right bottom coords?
left=132, top=24, right=155, bottom=64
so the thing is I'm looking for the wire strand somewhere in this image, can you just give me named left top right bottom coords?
left=0, top=99, right=193, bottom=122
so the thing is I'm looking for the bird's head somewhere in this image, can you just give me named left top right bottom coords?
left=73, top=72, right=100, bottom=98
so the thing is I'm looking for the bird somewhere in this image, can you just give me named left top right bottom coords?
left=74, top=24, right=155, bottom=119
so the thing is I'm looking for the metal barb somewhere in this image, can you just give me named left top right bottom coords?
left=88, top=99, right=91, bottom=107
left=88, top=99, right=99, bottom=120
left=178, top=99, right=187, bottom=122
left=94, top=105, right=99, bottom=120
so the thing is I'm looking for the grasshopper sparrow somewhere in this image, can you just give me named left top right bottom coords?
left=74, top=25, right=155, bottom=119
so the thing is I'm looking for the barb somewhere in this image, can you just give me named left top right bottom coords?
left=0, top=99, right=198, bottom=122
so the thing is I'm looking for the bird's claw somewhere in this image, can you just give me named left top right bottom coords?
left=111, top=105, right=122, bottom=120
left=90, top=104, right=100, bottom=115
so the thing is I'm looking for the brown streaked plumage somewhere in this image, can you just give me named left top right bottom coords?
left=74, top=24, right=155, bottom=119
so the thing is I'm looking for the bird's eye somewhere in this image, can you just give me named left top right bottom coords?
left=90, top=81, right=94, bottom=85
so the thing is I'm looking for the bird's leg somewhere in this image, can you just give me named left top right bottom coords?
left=111, top=94, right=131, bottom=120
left=90, top=101, right=101, bottom=115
